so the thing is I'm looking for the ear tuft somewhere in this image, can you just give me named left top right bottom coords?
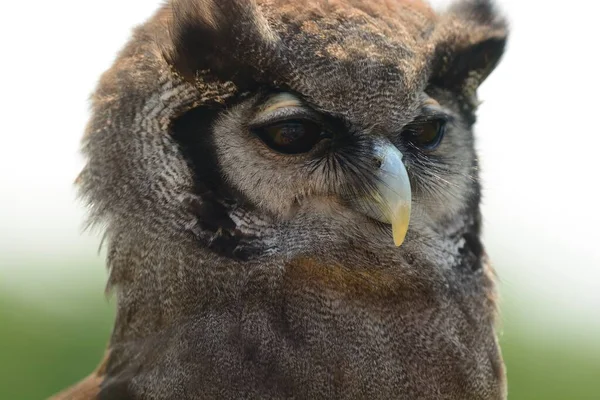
left=165, top=0, right=234, bottom=80
left=434, top=36, right=507, bottom=95
left=449, top=0, right=507, bottom=31
left=432, top=0, right=508, bottom=99
left=163, top=0, right=278, bottom=82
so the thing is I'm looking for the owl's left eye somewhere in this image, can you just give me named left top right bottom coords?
left=401, top=119, right=447, bottom=151
left=253, top=120, right=326, bottom=154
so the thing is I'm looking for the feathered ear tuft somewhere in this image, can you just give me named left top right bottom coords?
left=432, top=0, right=508, bottom=98
left=449, top=0, right=507, bottom=30
left=163, top=0, right=278, bottom=82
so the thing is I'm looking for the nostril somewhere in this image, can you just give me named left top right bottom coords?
left=373, top=158, right=383, bottom=169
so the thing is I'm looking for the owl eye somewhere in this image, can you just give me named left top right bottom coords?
left=402, top=120, right=447, bottom=150
left=253, top=119, right=325, bottom=154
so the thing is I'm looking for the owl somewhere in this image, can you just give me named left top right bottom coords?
left=53, top=0, right=508, bottom=399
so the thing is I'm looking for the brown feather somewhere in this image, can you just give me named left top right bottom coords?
left=49, top=351, right=110, bottom=400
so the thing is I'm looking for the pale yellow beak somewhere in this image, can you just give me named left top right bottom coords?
left=351, top=140, right=412, bottom=246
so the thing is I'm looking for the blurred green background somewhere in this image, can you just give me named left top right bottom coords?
left=1, top=261, right=599, bottom=399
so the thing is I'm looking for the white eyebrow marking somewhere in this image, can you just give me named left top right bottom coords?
left=422, top=97, right=440, bottom=108
left=260, top=93, right=303, bottom=115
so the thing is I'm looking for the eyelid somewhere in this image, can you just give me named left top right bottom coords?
left=411, top=107, right=453, bottom=125
left=250, top=106, right=324, bottom=128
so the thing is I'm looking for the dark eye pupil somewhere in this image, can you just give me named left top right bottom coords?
left=269, top=123, right=306, bottom=145
left=254, top=120, right=323, bottom=154
left=420, top=122, right=440, bottom=143
left=402, top=120, right=446, bottom=150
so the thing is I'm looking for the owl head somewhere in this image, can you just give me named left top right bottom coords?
left=78, top=0, right=507, bottom=338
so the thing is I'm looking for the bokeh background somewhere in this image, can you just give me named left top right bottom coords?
left=1, top=0, right=599, bottom=399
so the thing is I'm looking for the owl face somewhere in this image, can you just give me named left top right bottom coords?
left=212, top=91, right=412, bottom=246
left=166, top=0, right=506, bottom=258
left=212, top=90, right=460, bottom=247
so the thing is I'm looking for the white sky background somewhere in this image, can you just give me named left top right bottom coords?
left=0, top=1, right=599, bottom=339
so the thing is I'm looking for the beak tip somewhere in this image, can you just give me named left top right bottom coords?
left=392, top=222, right=409, bottom=247
left=391, top=206, right=411, bottom=247
left=393, top=233, right=406, bottom=247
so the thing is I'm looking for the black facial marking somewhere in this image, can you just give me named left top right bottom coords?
left=172, top=107, right=224, bottom=191
left=455, top=183, right=484, bottom=273
left=172, top=107, right=263, bottom=261
left=459, top=230, right=484, bottom=272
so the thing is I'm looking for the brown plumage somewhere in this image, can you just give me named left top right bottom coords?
left=50, top=353, right=109, bottom=400
left=55, top=0, right=508, bottom=398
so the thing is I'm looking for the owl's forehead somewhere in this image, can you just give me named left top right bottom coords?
left=252, top=0, right=439, bottom=130
left=258, top=0, right=436, bottom=26
left=169, top=0, right=445, bottom=131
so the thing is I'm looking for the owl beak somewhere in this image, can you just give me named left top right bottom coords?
left=351, top=141, right=412, bottom=246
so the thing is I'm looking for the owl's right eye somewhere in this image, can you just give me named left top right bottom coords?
left=252, top=119, right=326, bottom=155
